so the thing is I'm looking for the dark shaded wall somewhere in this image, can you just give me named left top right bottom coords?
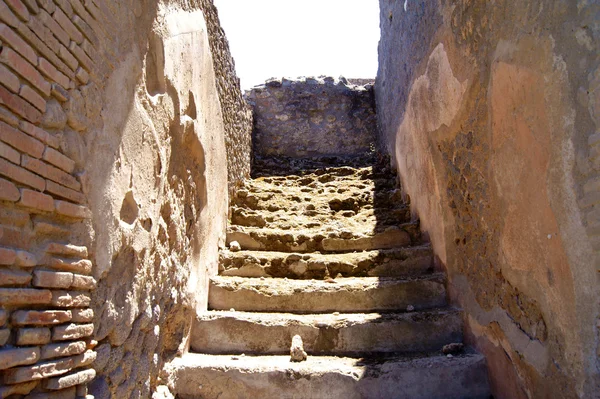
left=376, top=1, right=599, bottom=397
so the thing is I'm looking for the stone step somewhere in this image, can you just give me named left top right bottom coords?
left=218, top=246, right=433, bottom=279
left=168, top=353, right=490, bottom=399
left=190, top=309, right=463, bottom=356
left=226, top=223, right=420, bottom=253
left=208, top=275, right=447, bottom=313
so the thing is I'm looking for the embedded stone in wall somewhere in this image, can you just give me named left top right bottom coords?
left=246, top=76, right=376, bottom=158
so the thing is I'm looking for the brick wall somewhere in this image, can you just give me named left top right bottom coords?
left=0, top=0, right=104, bottom=397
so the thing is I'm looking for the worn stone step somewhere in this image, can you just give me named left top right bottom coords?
left=226, top=223, right=420, bottom=253
left=218, top=246, right=433, bottom=279
left=208, top=275, right=447, bottom=313
left=190, top=309, right=462, bottom=356
left=168, top=352, right=490, bottom=399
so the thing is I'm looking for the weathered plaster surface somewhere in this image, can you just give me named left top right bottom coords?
left=376, top=1, right=600, bottom=397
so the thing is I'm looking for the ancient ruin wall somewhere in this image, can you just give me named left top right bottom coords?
left=376, top=1, right=599, bottom=398
left=246, top=77, right=376, bottom=158
left=0, top=0, right=250, bottom=398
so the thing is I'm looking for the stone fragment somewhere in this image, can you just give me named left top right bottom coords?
left=16, top=327, right=51, bottom=345
left=442, top=343, right=465, bottom=355
left=52, top=323, right=93, bottom=341
left=41, top=340, right=86, bottom=360
left=229, top=241, right=241, bottom=252
left=43, top=367, right=95, bottom=390
left=71, top=274, right=96, bottom=290
left=289, top=334, right=307, bottom=362
left=12, top=310, right=72, bottom=326
left=0, top=346, right=40, bottom=370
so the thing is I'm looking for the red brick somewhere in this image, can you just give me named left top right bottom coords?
left=0, top=206, right=29, bottom=226
left=21, top=155, right=81, bottom=191
left=41, top=341, right=86, bottom=360
left=22, top=0, right=38, bottom=14
left=0, top=120, right=44, bottom=157
left=0, top=104, right=19, bottom=126
left=43, top=367, right=95, bottom=390
left=2, top=355, right=74, bottom=383
left=0, top=347, right=40, bottom=371
left=0, top=288, right=52, bottom=305
left=19, top=83, right=46, bottom=112
left=45, top=180, right=85, bottom=204
left=4, top=0, right=29, bottom=22
left=55, top=200, right=90, bottom=219
left=0, top=246, right=16, bottom=265
left=0, top=0, right=21, bottom=27
left=38, top=57, right=70, bottom=89
left=16, top=327, right=51, bottom=345
left=33, top=269, right=73, bottom=288
left=54, top=7, right=82, bottom=44
left=12, top=309, right=71, bottom=325
left=0, top=46, right=50, bottom=96
left=54, top=0, right=73, bottom=17
left=19, top=120, right=59, bottom=148
left=36, top=0, right=54, bottom=13
left=0, top=22, right=37, bottom=65
left=72, top=15, right=97, bottom=46
left=47, top=257, right=92, bottom=274
left=57, top=44, right=78, bottom=71
left=19, top=188, right=54, bottom=211
left=52, top=322, right=93, bottom=340
left=51, top=290, right=91, bottom=307
left=0, top=62, right=21, bottom=93
left=0, top=267, right=31, bottom=285
left=0, top=225, right=31, bottom=249
left=71, top=274, right=95, bottom=290
left=34, top=221, right=70, bottom=237
left=84, top=0, right=102, bottom=22
left=51, top=82, right=68, bottom=101
left=45, top=243, right=88, bottom=257
left=0, top=381, right=37, bottom=397
left=15, top=249, right=36, bottom=266
left=0, top=328, right=9, bottom=345
left=0, top=308, right=6, bottom=325
left=70, top=308, right=92, bottom=323
left=19, top=18, right=75, bottom=79
left=0, top=140, right=20, bottom=164
left=0, top=81, right=42, bottom=122
left=42, top=147, right=74, bottom=173
left=38, top=9, right=69, bottom=46
left=0, top=176, right=20, bottom=201
left=75, top=66, right=89, bottom=84
left=68, top=41, right=92, bottom=72
left=0, top=158, right=45, bottom=190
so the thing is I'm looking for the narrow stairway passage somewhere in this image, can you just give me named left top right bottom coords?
left=173, top=153, right=491, bottom=399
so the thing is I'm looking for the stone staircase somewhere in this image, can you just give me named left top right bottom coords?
left=170, top=154, right=490, bottom=398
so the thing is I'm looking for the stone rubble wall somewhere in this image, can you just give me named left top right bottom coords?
left=0, top=0, right=251, bottom=398
left=376, top=1, right=600, bottom=398
left=246, top=77, right=376, bottom=158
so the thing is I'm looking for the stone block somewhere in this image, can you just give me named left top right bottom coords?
left=51, top=291, right=91, bottom=307
left=70, top=308, right=93, bottom=323
left=16, top=327, right=51, bottom=345
left=51, top=83, right=69, bottom=102
left=33, top=270, right=74, bottom=288
left=43, top=147, right=75, bottom=174
left=0, top=246, right=16, bottom=265
left=0, top=120, right=45, bottom=158
left=71, top=274, right=95, bottom=290
left=41, top=340, right=86, bottom=360
left=52, top=323, right=93, bottom=341
left=43, top=368, right=95, bottom=390
left=0, top=346, right=40, bottom=370
left=0, top=288, right=52, bottom=305
left=72, top=349, right=95, bottom=367
left=0, top=267, right=32, bottom=285
left=2, top=355, right=74, bottom=383
left=0, top=176, right=20, bottom=201
left=19, top=188, right=55, bottom=212
left=12, top=309, right=72, bottom=325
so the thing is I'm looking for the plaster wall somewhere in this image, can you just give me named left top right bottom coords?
left=376, top=1, right=600, bottom=397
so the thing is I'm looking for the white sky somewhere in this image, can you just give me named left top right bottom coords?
left=213, top=0, right=381, bottom=89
